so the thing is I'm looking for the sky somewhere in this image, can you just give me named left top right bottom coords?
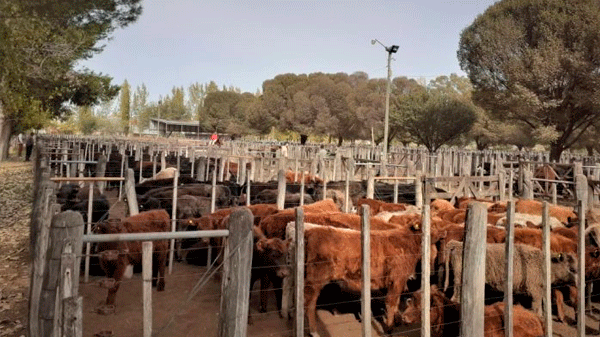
left=80, top=0, right=498, bottom=101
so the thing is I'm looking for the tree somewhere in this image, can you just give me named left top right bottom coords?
left=397, top=89, right=477, bottom=153
left=458, top=0, right=600, bottom=161
left=77, top=105, right=98, bottom=135
left=0, top=0, right=141, bottom=159
left=119, top=80, right=131, bottom=135
left=131, top=83, right=148, bottom=131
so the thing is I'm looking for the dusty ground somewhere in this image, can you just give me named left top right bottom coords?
left=1, top=156, right=599, bottom=336
left=0, top=159, right=32, bottom=337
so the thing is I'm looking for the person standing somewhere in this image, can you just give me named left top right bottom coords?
left=16, top=133, right=24, bottom=158
left=25, top=132, right=34, bottom=161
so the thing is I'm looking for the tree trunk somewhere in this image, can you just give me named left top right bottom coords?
left=586, top=145, right=594, bottom=157
left=550, top=143, right=564, bottom=162
left=0, top=106, right=13, bottom=161
left=300, top=134, right=308, bottom=145
left=337, top=136, right=343, bottom=146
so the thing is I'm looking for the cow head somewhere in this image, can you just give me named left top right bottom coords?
left=585, top=246, right=600, bottom=279
left=550, top=252, right=577, bottom=284
left=255, top=237, right=290, bottom=278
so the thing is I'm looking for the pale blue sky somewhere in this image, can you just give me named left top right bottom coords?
left=80, top=0, right=497, bottom=101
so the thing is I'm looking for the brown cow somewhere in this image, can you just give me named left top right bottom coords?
left=303, top=224, right=444, bottom=334
left=356, top=198, right=407, bottom=215
left=401, top=286, right=544, bottom=337
left=96, top=209, right=170, bottom=305
left=285, top=170, right=323, bottom=184
left=515, top=199, right=576, bottom=224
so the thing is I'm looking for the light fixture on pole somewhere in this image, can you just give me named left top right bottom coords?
left=372, top=39, right=398, bottom=177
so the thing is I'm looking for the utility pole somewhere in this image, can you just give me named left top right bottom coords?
left=372, top=39, right=398, bottom=177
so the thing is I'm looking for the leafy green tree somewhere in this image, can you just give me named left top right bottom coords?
left=397, top=89, right=477, bottom=153
left=77, top=105, right=98, bottom=135
left=131, top=83, right=148, bottom=130
left=119, top=80, right=131, bottom=135
left=458, top=0, right=600, bottom=161
left=0, top=0, right=141, bottom=159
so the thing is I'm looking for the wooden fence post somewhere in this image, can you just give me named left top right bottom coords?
left=125, top=168, right=139, bottom=216
left=218, top=208, right=254, bottom=337
left=576, top=174, right=588, bottom=215
left=421, top=204, right=431, bottom=337
left=460, top=202, right=487, bottom=337
left=523, top=169, right=533, bottom=199
left=577, top=200, right=586, bottom=337
left=95, top=154, right=107, bottom=194
left=169, top=169, right=179, bottom=274
left=143, top=241, right=153, bottom=337
left=367, top=173, right=374, bottom=199
left=345, top=167, right=350, bottom=213
left=295, top=208, right=305, bottom=337
left=277, top=169, right=286, bottom=210
left=300, top=173, right=305, bottom=207
left=360, top=205, right=371, bottom=337
left=415, top=172, right=423, bottom=209
left=504, top=201, right=515, bottom=337
left=59, top=243, right=82, bottom=337
left=542, top=202, right=553, bottom=337
left=83, top=182, right=94, bottom=283
left=39, top=211, right=84, bottom=337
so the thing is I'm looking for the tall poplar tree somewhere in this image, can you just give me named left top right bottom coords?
left=120, top=80, right=131, bottom=135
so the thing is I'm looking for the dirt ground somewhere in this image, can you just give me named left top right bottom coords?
left=0, top=160, right=33, bottom=337
left=1, top=156, right=600, bottom=337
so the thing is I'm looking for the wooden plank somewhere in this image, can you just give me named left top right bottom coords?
left=218, top=208, right=254, bottom=337
left=345, top=167, right=350, bottom=213
left=50, top=177, right=124, bottom=182
left=83, top=183, right=94, bottom=283
left=295, top=208, right=305, bottom=337
left=542, top=202, right=552, bottom=337
left=143, top=241, right=153, bottom=337
left=421, top=204, right=431, bottom=337
left=124, top=168, right=139, bottom=216
left=415, top=172, right=423, bottom=209
left=62, top=297, right=82, bottom=337
left=367, top=173, right=374, bottom=199
left=577, top=200, right=586, bottom=337
left=277, top=169, right=286, bottom=210
left=504, top=201, right=515, bottom=337
left=460, top=202, right=487, bottom=336
left=169, top=168, right=179, bottom=275
left=359, top=205, right=372, bottom=337
left=40, top=211, right=84, bottom=337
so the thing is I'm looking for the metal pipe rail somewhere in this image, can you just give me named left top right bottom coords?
left=82, top=229, right=229, bottom=243
left=50, top=177, right=125, bottom=182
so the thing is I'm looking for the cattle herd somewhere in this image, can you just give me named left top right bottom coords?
left=47, top=151, right=600, bottom=336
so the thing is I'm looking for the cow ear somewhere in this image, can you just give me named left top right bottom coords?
left=256, top=239, right=266, bottom=252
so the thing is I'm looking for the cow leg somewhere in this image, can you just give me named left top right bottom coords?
left=156, top=251, right=166, bottom=291
left=152, top=254, right=159, bottom=288
left=272, top=275, right=284, bottom=314
left=305, top=282, right=325, bottom=337
left=555, top=288, right=567, bottom=323
left=259, top=273, right=270, bottom=313
left=383, top=280, right=405, bottom=332
left=106, top=281, right=122, bottom=305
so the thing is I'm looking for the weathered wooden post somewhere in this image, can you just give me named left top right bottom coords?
left=95, top=154, right=107, bottom=194
left=211, top=166, right=217, bottom=213
left=197, top=157, right=207, bottom=182
left=522, top=168, right=533, bottom=199
left=39, top=211, right=84, bottom=336
left=161, top=150, right=167, bottom=170
left=367, top=172, right=374, bottom=199
left=460, top=202, right=487, bottom=336
left=360, top=205, right=371, bottom=337
left=218, top=208, right=254, bottom=337
left=504, top=201, right=515, bottom=337
left=125, top=168, right=139, bottom=216
left=576, top=174, right=588, bottom=216
left=542, top=202, right=553, bottom=336
left=277, top=169, right=286, bottom=210
left=142, top=241, right=153, bottom=337
left=577, top=200, right=586, bottom=337
left=168, top=168, right=179, bottom=274
left=421, top=204, right=431, bottom=337
left=415, top=171, right=423, bottom=209
left=345, top=166, right=351, bottom=213
left=300, top=173, right=305, bottom=207
left=246, top=174, right=251, bottom=206
left=295, top=208, right=305, bottom=337
left=83, top=182, right=94, bottom=283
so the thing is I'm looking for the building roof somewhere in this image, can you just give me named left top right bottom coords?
left=150, top=118, right=200, bottom=127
